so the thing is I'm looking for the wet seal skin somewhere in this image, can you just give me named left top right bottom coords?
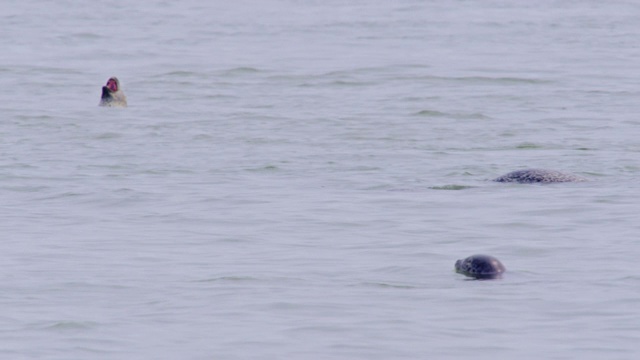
left=493, top=169, right=586, bottom=184
left=455, top=254, right=505, bottom=279
left=99, top=76, right=127, bottom=107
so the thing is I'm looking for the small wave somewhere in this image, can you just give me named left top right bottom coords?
left=71, top=32, right=101, bottom=39
left=246, top=165, right=280, bottom=172
left=221, top=67, right=263, bottom=76
left=359, top=282, right=417, bottom=289
left=195, top=276, right=259, bottom=283
left=192, top=133, right=213, bottom=141
left=42, top=321, right=97, bottom=330
left=37, top=191, right=87, bottom=201
left=429, top=185, right=476, bottom=190
left=22, top=66, right=81, bottom=75
left=449, top=76, right=549, bottom=84
left=416, top=74, right=549, bottom=85
left=15, top=114, right=55, bottom=121
left=93, top=132, right=122, bottom=140
left=320, top=64, right=427, bottom=77
left=161, top=70, right=200, bottom=77
left=3, top=185, right=49, bottom=193
left=330, top=80, right=376, bottom=86
left=298, top=79, right=376, bottom=87
left=516, top=142, right=542, bottom=149
left=414, top=109, right=448, bottom=117
left=413, top=109, right=490, bottom=119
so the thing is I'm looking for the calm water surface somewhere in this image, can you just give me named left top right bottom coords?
left=2, top=1, right=640, bottom=359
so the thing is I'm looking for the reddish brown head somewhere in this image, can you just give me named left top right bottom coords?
left=106, top=77, right=119, bottom=92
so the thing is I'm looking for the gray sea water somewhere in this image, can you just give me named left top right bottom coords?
left=2, top=1, right=640, bottom=359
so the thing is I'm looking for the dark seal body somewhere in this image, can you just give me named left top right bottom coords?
left=493, top=169, right=586, bottom=184
left=101, top=86, right=114, bottom=103
left=455, top=254, right=505, bottom=279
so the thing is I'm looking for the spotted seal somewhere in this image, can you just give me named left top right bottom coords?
left=493, top=169, right=586, bottom=184
left=455, top=254, right=505, bottom=279
left=99, top=76, right=127, bottom=107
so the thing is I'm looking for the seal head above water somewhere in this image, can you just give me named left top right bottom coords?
left=99, top=76, right=127, bottom=107
left=493, top=169, right=586, bottom=184
left=455, top=254, right=505, bottom=279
